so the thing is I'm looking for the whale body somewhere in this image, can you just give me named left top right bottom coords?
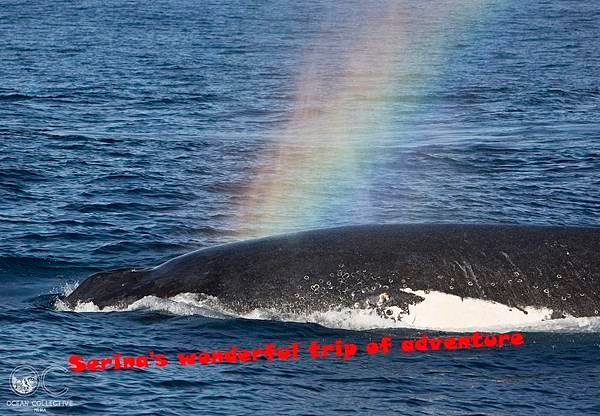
left=65, top=224, right=600, bottom=319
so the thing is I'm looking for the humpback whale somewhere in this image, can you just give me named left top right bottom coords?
left=65, top=224, right=600, bottom=320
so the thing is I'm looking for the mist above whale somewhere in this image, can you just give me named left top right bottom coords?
left=65, top=224, right=600, bottom=321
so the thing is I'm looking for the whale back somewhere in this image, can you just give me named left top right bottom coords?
left=65, top=224, right=600, bottom=317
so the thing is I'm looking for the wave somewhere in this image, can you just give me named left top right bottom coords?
left=0, top=255, right=80, bottom=270
left=55, top=286, right=600, bottom=333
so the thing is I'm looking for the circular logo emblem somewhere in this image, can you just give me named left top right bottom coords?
left=10, top=365, right=40, bottom=396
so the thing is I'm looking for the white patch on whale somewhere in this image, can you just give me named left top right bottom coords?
left=395, top=288, right=554, bottom=330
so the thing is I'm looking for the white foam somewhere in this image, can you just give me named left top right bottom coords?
left=55, top=293, right=232, bottom=318
left=55, top=288, right=600, bottom=333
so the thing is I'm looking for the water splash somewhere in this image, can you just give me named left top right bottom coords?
left=56, top=290, right=600, bottom=333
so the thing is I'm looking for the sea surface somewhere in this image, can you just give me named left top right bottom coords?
left=1, top=0, right=600, bottom=414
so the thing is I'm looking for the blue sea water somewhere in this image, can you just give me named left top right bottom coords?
left=1, top=0, right=600, bottom=414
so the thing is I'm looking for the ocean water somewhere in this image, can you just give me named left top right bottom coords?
left=1, top=0, right=600, bottom=414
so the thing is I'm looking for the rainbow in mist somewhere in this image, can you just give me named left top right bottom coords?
left=236, top=0, right=483, bottom=237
